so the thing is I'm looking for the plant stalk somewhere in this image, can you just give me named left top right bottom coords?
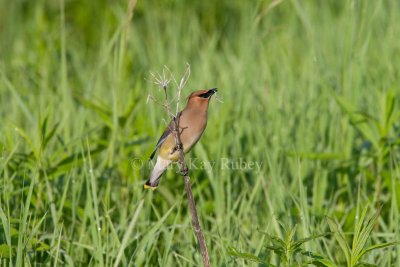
left=171, top=116, right=211, bottom=267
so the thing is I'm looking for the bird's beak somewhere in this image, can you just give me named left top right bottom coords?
left=208, top=88, right=218, bottom=95
left=202, top=88, right=217, bottom=98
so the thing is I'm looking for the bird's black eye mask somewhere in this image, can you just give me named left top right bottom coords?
left=199, top=88, right=218, bottom=98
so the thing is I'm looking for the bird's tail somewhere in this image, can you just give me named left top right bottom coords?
left=144, top=156, right=172, bottom=190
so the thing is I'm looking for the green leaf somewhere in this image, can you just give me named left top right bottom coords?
left=351, top=206, right=382, bottom=265
left=301, top=250, right=337, bottom=267
left=327, top=217, right=351, bottom=264
left=35, top=242, right=51, bottom=252
left=0, top=244, right=13, bottom=258
left=42, top=122, right=59, bottom=151
left=291, top=232, right=332, bottom=251
left=358, top=241, right=400, bottom=259
left=285, top=224, right=297, bottom=244
left=264, top=245, right=285, bottom=256
left=227, top=246, right=266, bottom=264
left=352, top=205, right=370, bottom=256
left=258, top=230, right=286, bottom=248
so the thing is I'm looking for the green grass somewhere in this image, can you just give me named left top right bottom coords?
left=1, top=0, right=400, bottom=266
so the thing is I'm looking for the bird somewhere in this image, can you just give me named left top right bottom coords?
left=144, top=88, right=218, bottom=190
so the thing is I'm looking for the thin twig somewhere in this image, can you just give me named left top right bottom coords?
left=171, top=114, right=211, bottom=267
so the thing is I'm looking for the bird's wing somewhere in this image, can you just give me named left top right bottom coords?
left=149, top=112, right=182, bottom=160
left=149, top=125, right=171, bottom=160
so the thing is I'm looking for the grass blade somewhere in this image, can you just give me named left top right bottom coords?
left=113, top=199, right=144, bottom=267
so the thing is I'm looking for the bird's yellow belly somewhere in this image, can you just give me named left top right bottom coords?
left=158, top=131, right=201, bottom=162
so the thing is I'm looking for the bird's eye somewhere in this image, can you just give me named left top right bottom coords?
left=197, top=89, right=217, bottom=99
left=199, top=93, right=208, bottom=98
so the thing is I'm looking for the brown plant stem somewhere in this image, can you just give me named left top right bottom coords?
left=171, top=115, right=211, bottom=267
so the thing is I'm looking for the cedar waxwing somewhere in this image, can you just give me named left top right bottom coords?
left=144, top=88, right=218, bottom=189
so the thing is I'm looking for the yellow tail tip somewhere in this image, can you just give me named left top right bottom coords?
left=144, top=184, right=157, bottom=190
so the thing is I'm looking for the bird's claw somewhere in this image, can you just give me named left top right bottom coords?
left=172, top=144, right=183, bottom=153
left=181, top=166, right=189, bottom=176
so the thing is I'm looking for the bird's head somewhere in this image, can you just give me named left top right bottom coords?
left=187, top=88, right=218, bottom=105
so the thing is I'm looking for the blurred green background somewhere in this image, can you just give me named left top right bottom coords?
left=1, top=0, right=400, bottom=266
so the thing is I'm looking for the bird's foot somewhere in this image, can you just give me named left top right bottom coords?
left=180, top=165, right=189, bottom=176
left=172, top=144, right=183, bottom=153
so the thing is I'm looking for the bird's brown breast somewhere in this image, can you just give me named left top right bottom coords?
left=159, top=109, right=207, bottom=161
left=179, top=110, right=207, bottom=151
